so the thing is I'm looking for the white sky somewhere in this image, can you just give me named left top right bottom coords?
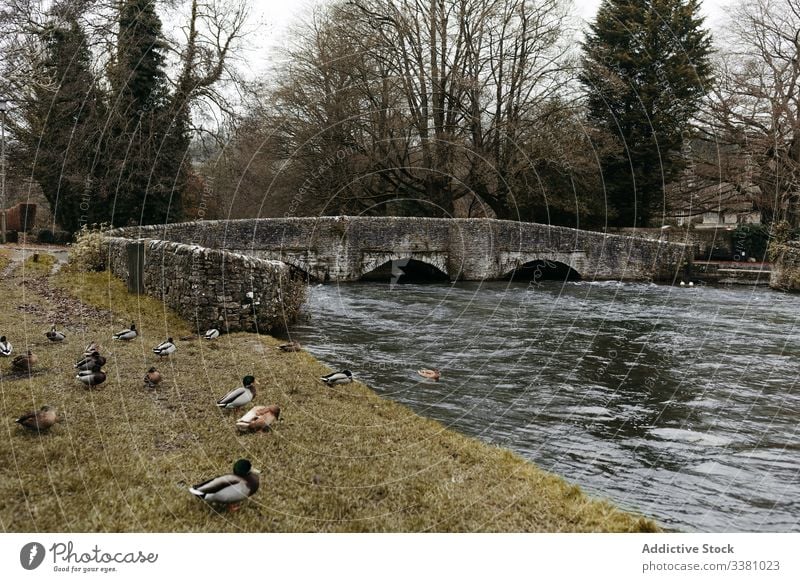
left=240, top=0, right=734, bottom=77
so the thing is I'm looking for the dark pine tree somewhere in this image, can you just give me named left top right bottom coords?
left=580, top=0, right=712, bottom=227
left=19, top=11, right=106, bottom=233
left=107, top=0, right=184, bottom=226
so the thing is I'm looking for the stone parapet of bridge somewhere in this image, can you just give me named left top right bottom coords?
left=106, top=216, right=691, bottom=283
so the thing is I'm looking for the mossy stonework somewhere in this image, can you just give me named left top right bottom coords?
left=104, top=236, right=306, bottom=333
left=106, top=217, right=691, bottom=283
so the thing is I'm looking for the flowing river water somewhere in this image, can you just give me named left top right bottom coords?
left=287, top=278, right=800, bottom=532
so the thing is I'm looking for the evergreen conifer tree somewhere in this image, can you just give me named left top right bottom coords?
left=580, top=0, right=712, bottom=227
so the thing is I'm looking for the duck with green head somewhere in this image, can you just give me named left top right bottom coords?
left=217, top=376, right=256, bottom=410
left=189, top=459, right=260, bottom=512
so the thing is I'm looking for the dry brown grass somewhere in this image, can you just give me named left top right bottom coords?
left=0, top=260, right=660, bottom=532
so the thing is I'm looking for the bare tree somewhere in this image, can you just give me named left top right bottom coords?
left=242, top=0, right=588, bottom=220
left=705, top=0, right=800, bottom=225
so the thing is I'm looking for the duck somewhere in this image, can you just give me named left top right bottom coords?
left=417, top=368, right=441, bottom=381
left=11, top=350, right=38, bottom=372
left=320, top=369, right=353, bottom=386
left=152, top=338, right=177, bottom=358
left=236, top=405, right=281, bottom=433
left=277, top=341, right=302, bottom=352
left=45, top=325, right=66, bottom=342
left=0, top=335, right=12, bottom=357
left=217, top=376, right=257, bottom=410
left=15, top=405, right=58, bottom=432
left=76, top=365, right=107, bottom=388
left=82, top=342, right=101, bottom=357
left=679, top=281, right=686, bottom=287
left=143, top=367, right=162, bottom=389
left=113, top=323, right=138, bottom=341
left=189, top=459, right=260, bottom=512
left=74, top=351, right=106, bottom=371
left=204, top=329, right=220, bottom=340
left=688, top=281, right=695, bottom=287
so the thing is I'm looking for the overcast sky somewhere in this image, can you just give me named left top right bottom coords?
left=240, top=0, right=733, bottom=77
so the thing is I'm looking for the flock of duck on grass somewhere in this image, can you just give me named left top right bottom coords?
left=2, top=323, right=444, bottom=513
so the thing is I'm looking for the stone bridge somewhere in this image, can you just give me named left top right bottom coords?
left=107, top=217, right=691, bottom=283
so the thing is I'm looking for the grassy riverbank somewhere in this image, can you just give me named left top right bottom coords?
left=0, top=250, right=659, bottom=532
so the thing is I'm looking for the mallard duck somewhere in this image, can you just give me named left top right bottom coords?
left=144, top=367, right=162, bottom=389
left=320, top=370, right=353, bottom=385
left=15, top=405, right=57, bottom=432
left=76, top=365, right=107, bottom=388
left=189, top=459, right=260, bottom=511
left=204, top=329, right=220, bottom=340
left=277, top=341, right=302, bottom=352
left=417, top=368, right=441, bottom=381
left=217, top=376, right=256, bottom=409
left=74, top=351, right=106, bottom=371
left=82, top=342, right=101, bottom=357
left=113, top=323, right=138, bottom=341
left=11, top=350, right=38, bottom=372
left=152, top=338, right=176, bottom=358
left=45, top=325, right=66, bottom=342
left=236, top=405, right=281, bottom=433
left=0, top=335, right=12, bottom=357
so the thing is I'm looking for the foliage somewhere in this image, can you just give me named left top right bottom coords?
left=767, top=220, right=800, bottom=261
left=207, top=0, right=610, bottom=225
left=37, top=229, right=55, bottom=244
left=105, top=0, right=185, bottom=227
left=707, top=0, right=800, bottom=226
left=580, top=0, right=713, bottom=227
left=14, top=9, right=107, bottom=233
left=2, top=0, right=247, bottom=233
left=68, top=223, right=110, bottom=272
left=733, top=223, right=770, bottom=260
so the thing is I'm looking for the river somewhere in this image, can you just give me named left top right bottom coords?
left=287, top=278, right=800, bottom=532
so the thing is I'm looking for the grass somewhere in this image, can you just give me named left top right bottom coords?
left=21, top=252, right=57, bottom=276
left=0, top=258, right=660, bottom=532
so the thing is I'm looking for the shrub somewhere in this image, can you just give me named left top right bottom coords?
left=68, top=223, right=109, bottom=272
left=38, top=229, right=55, bottom=244
left=733, top=223, right=770, bottom=260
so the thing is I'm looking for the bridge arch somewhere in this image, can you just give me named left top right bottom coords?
left=360, top=253, right=450, bottom=283
left=503, top=259, right=581, bottom=281
left=499, top=252, right=585, bottom=282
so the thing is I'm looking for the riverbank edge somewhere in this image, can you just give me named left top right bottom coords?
left=1, top=250, right=661, bottom=532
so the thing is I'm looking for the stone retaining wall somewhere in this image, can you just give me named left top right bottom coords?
left=105, top=236, right=306, bottom=333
